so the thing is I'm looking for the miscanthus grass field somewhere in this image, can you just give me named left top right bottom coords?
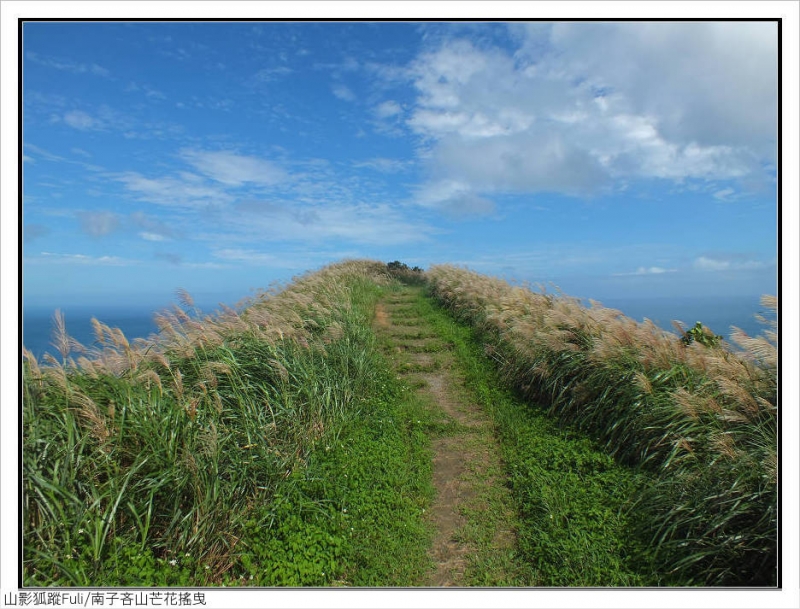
left=22, top=260, right=778, bottom=587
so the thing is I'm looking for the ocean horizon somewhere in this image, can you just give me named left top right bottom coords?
left=580, top=294, right=769, bottom=339
left=21, top=293, right=772, bottom=362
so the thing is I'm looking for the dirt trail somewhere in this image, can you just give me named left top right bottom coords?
left=375, top=288, right=515, bottom=587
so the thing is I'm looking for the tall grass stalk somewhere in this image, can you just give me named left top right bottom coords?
left=23, top=260, right=396, bottom=585
left=426, top=264, right=777, bottom=586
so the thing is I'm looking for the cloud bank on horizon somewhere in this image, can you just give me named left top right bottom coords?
left=22, top=21, right=777, bottom=307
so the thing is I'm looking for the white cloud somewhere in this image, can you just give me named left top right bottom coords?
left=533, top=22, right=777, bottom=155
left=353, top=158, right=409, bottom=173
left=33, top=252, right=135, bottom=266
left=78, top=211, right=119, bottom=237
left=114, top=171, right=232, bottom=208
left=409, top=109, right=528, bottom=138
left=713, top=188, right=736, bottom=201
left=125, top=81, right=166, bottom=100
left=23, top=144, right=104, bottom=174
left=139, top=232, right=168, bottom=242
left=213, top=248, right=282, bottom=266
left=332, top=84, right=356, bottom=101
left=222, top=198, right=432, bottom=246
left=414, top=179, right=470, bottom=207
left=313, top=57, right=360, bottom=74
left=63, top=110, right=99, bottom=130
left=107, top=147, right=429, bottom=248
left=154, top=252, right=227, bottom=269
left=693, top=256, right=773, bottom=272
left=212, top=248, right=353, bottom=271
left=183, top=261, right=228, bottom=269
left=26, top=52, right=110, bottom=77
left=130, top=211, right=174, bottom=240
left=370, top=100, right=407, bottom=137
left=180, top=149, right=287, bottom=187
left=61, top=105, right=164, bottom=137
left=253, top=66, right=293, bottom=83
left=414, top=179, right=495, bottom=217
left=695, top=256, right=731, bottom=271
left=395, top=23, right=776, bottom=214
left=375, top=100, right=403, bottom=119
left=430, top=131, right=610, bottom=196
left=614, top=266, right=677, bottom=276
left=315, top=204, right=428, bottom=244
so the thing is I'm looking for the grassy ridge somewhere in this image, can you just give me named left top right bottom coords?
left=426, top=265, right=777, bottom=586
left=23, top=261, right=433, bottom=586
left=22, top=258, right=778, bottom=586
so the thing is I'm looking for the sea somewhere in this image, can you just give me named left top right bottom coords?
left=20, top=300, right=236, bottom=361
left=20, top=294, right=773, bottom=362
left=580, top=295, right=769, bottom=341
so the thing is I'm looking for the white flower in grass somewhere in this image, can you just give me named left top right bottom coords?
left=169, top=559, right=177, bottom=566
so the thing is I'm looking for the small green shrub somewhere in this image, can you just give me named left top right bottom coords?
left=679, top=321, right=724, bottom=348
left=386, top=261, right=426, bottom=285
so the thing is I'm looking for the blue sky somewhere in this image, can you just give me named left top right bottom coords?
left=21, top=20, right=778, bottom=310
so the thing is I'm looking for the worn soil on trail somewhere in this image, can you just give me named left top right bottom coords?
left=374, top=289, right=515, bottom=587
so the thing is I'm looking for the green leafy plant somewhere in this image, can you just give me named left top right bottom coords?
left=386, top=261, right=425, bottom=285
left=679, top=321, right=724, bottom=348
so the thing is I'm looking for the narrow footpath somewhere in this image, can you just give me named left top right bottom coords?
left=374, top=286, right=518, bottom=587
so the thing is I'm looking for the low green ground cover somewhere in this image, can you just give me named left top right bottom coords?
left=426, top=266, right=777, bottom=586
left=405, top=287, right=658, bottom=586
left=23, top=261, right=777, bottom=587
left=23, top=264, right=434, bottom=586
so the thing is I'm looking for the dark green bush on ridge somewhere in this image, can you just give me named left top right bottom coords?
left=386, top=260, right=425, bottom=285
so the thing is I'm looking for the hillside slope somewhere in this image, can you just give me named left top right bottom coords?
left=22, top=260, right=777, bottom=586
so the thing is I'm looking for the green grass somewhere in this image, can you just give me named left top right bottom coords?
left=22, top=261, right=777, bottom=587
left=398, top=287, right=657, bottom=586
left=22, top=264, right=435, bottom=586
left=229, top=365, right=436, bottom=587
left=425, top=266, right=777, bottom=586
